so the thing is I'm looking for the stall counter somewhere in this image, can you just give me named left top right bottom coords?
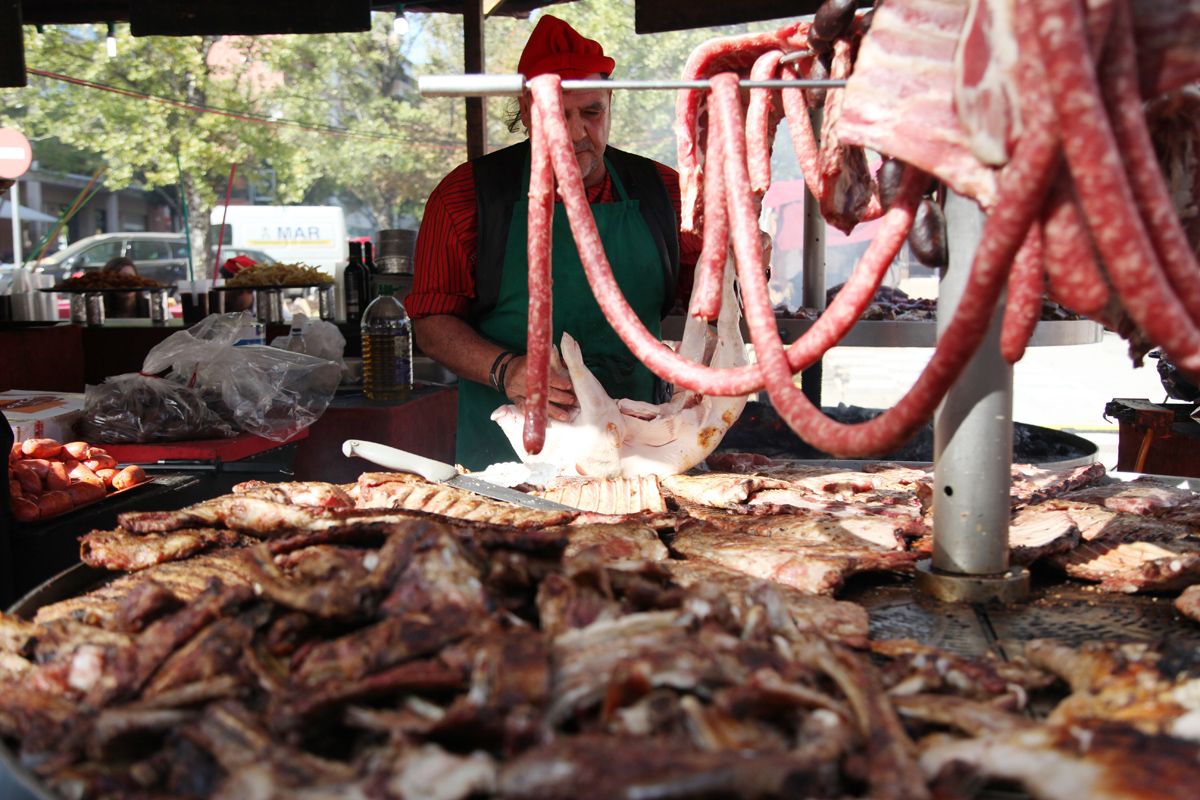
left=294, top=383, right=458, bottom=484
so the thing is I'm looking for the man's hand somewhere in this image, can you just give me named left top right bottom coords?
left=502, top=355, right=577, bottom=421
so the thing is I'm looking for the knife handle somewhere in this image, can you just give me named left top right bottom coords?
left=341, top=440, right=457, bottom=483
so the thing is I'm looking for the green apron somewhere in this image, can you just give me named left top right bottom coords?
left=456, top=158, right=665, bottom=470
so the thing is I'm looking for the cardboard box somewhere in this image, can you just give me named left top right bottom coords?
left=1, top=390, right=86, bottom=444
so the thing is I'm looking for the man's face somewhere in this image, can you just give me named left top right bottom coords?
left=521, top=74, right=612, bottom=189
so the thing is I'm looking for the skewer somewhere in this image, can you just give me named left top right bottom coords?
left=778, top=49, right=816, bottom=65
left=418, top=74, right=847, bottom=97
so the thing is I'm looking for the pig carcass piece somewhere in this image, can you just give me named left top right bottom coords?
left=491, top=262, right=749, bottom=478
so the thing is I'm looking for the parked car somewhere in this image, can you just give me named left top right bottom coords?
left=32, top=232, right=277, bottom=287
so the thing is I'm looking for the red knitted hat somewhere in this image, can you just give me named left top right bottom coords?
left=517, top=15, right=615, bottom=80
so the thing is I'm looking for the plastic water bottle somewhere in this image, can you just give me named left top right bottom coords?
left=283, top=320, right=308, bottom=355
left=361, top=290, right=412, bottom=401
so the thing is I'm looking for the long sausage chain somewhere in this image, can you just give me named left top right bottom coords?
left=723, top=26, right=1063, bottom=457
left=1101, top=0, right=1200, bottom=327
left=1000, top=223, right=1045, bottom=364
left=688, top=90, right=731, bottom=323
left=530, top=74, right=922, bottom=400
left=1036, top=0, right=1200, bottom=376
left=519, top=4, right=1200, bottom=458
left=522, top=88, right=556, bottom=455
left=675, top=23, right=810, bottom=232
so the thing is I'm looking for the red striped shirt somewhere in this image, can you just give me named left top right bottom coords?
left=407, top=157, right=699, bottom=319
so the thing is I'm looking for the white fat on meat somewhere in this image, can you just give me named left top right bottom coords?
left=492, top=264, right=749, bottom=477
left=954, top=0, right=1021, bottom=166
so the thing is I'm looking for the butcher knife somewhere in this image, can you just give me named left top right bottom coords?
left=341, top=439, right=575, bottom=512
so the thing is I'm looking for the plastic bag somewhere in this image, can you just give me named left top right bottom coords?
left=304, top=317, right=347, bottom=367
left=145, top=311, right=342, bottom=441
left=82, top=373, right=237, bottom=443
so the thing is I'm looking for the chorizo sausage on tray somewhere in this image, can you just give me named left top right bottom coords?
left=6, top=437, right=148, bottom=522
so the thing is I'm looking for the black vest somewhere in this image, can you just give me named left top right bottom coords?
left=469, top=139, right=680, bottom=323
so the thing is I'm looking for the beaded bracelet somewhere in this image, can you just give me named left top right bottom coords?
left=497, top=354, right=516, bottom=396
left=489, top=350, right=513, bottom=392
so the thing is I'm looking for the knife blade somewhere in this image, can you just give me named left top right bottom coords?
left=342, top=439, right=576, bottom=512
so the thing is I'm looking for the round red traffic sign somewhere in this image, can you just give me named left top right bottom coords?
left=0, top=128, right=32, bottom=179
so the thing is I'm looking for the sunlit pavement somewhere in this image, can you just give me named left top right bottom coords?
left=817, top=331, right=1165, bottom=470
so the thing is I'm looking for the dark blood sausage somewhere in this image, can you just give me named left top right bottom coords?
left=1040, top=177, right=1108, bottom=315
left=876, top=159, right=907, bottom=210
left=813, top=0, right=859, bottom=43
left=689, top=91, right=731, bottom=322
left=1100, top=3, right=1200, bottom=325
left=1000, top=223, right=1045, bottom=364
left=524, top=87, right=556, bottom=455
left=746, top=49, right=784, bottom=194
left=805, top=56, right=830, bottom=109
left=1037, top=0, right=1200, bottom=378
left=908, top=197, right=948, bottom=268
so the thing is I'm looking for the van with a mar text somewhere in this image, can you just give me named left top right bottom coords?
left=210, top=205, right=348, bottom=276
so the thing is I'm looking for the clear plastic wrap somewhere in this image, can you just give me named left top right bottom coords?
left=82, top=374, right=237, bottom=443
left=142, top=312, right=342, bottom=441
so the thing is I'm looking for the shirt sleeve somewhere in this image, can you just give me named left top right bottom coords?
left=653, top=162, right=701, bottom=309
left=406, top=162, right=479, bottom=320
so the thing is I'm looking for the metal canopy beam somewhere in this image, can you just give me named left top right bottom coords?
left=633, top=0, right=871, bottom=33
left=0, top=0, right=24, bottom=88
left=129, top=0, right=370, bottom=36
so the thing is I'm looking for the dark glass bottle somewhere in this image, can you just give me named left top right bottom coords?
left=343, top=241, right=370, bottom=325
left=363, top=240, right=378, bottom=274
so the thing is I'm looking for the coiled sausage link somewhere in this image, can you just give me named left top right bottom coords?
left=1036, top=0, right=1200, bottom=377
left=721, top=23, right=1063, bottom=456
left=1100, top=0, right=1200, bottom=326
left=1000, top=223, right=1045, bottom=364
left=688, top=90, right=731, bottom=322
left=532, top=73, right=922, bottom=399
left=746, top=49, right=784, bottom=194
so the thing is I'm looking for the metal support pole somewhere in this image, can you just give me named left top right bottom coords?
left=800, top=108, right=825, bottom=408
left=463, top=2, right=487, bottom=160
left=915, top=190, right=1029, bottom=604
left=10, top=179, right=21, bottom=266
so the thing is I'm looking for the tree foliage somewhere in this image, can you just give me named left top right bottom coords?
left=0, top=1, right=789, bottom=269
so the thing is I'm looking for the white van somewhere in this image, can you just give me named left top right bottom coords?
left=210, top=205, right=348, bottom=274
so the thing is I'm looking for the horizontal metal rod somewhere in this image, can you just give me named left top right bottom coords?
left=418, top=73, right=846, bottom=97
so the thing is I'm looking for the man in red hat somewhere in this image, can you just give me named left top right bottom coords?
left=407, top=15, right=700, bottom=470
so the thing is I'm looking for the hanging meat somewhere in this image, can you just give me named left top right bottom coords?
left=519, top=0, right=1200, bottom=461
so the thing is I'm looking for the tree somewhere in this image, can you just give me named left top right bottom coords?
left=255, top=14, right=470, bottom=231
left=0, top=25, right=314, bottom=277
left=0, top=3, right=786, bottom=269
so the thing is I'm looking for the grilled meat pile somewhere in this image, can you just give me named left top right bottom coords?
left=3, top=465, right=1200, bottom=798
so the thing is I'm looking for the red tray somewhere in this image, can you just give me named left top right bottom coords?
left=101, top=429, right=308, bottom=464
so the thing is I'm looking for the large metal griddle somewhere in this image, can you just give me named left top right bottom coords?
left=4, top=471, right=1200, bottom=798
left=1, top=564, right=110, bottom=800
